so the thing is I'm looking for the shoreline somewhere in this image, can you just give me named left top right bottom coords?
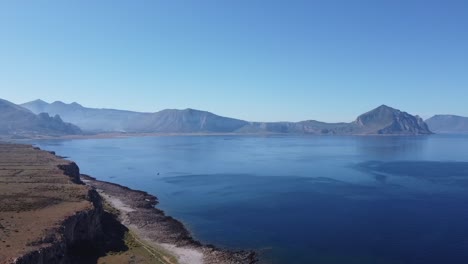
left=81, top=174, right=257, bottom=264
left=3, top=132, right=282, bottom=141
left=1, top=131, right=435, bottom=142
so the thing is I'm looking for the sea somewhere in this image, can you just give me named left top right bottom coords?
left=31, top=134, right=468, bottom=264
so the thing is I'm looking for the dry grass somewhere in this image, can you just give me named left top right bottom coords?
left=0, top=143, right=92, bottom=263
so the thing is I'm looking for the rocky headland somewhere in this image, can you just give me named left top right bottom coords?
left=0, top=143, right=100, bottom=264
left=0, top=143, right=256, bottom=264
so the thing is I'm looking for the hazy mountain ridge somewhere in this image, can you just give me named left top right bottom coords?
left=237, top=120, right=353, bottom=134
left=21, top=100, right=248, bottom=133
left=21, top=99, right=144, bottom=132
left=426, top=115, right=468, bottom=134
left=0, top=99, right=81, bottom=137
left=20, top=100, right=432, bottom=135
left=125, top=108, right=249, bottom=133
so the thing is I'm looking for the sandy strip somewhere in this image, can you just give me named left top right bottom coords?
left=99, top=192, right=135, bottom=213
left=159, top=243, right=204, bottom=264
left=97, top=190, right=204, bottom=264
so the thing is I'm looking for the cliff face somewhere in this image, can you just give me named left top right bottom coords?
left=13, top=190, right=103, bottom=264
left=57, top=162, right=83, bottom=185
left=0, top=144, right=104, bottom=264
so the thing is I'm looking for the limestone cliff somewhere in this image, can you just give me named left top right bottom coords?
left=12, top=189, right=103, bottom=264
left=0, top=144, right=103, bottom=264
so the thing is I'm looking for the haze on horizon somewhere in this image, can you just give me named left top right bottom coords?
left=1, top=1, right=467, bottom=122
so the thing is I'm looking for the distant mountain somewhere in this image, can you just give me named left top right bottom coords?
left=0, top=99, right=81, bottom=137
left=237, top=120, right=353, bottom=134
left=240, top=105, right=432, bottom=135
left=352, top=105, right=431, bottom=135
left=21, top=100, right=247, bottom=133
left=22, top=100, right=143, bottom=132
left=21, top=100, right=431, bottom=135
left=426, top=115, right=468, bottom=134
left=126, top=108, right=248, bottom=133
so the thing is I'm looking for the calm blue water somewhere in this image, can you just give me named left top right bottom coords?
left=31, top=135, right=468, bottom=264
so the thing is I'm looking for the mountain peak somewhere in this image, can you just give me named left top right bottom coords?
left=356, top=105, right=399, bottom=126
left=354, top=105, right=431, bottom=134
left=1, top=98, right=32, bottom=113
left=182, top=108, right=208, bottom=114
left=22, top=99, right=49, bottom=107
left=372, top=104, right=399, bottom=112
left=70, top=102, right=83, bottom=107
left=48, top=101, right=83, bottom=109
left=31, top=99, right=48, bottom=104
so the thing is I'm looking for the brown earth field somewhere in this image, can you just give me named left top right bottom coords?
left=0, top=143, right=257, bottom=264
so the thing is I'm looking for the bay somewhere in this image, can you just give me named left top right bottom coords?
left=31, top=135, right=468, bottom=264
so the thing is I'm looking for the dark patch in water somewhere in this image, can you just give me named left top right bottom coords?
left=357, top=161, right=468, bottom=186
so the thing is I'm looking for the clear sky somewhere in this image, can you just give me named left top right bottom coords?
left=0, top=0, right=467, bottom=122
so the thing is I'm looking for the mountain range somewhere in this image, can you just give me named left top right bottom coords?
left=16, top=99, right=433, bottom=136
left=10, top=97, right=468, bottom=137
left=0, top=99, right=81, bottom=138
left=21, top=99, right=142, bottom=132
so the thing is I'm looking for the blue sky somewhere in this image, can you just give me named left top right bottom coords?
left=0, top=0, right=467, bottom=122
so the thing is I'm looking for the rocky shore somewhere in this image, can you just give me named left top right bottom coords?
left=0, top=143, right=257, bottom=264
left=81, top=174, right=257, bottom=264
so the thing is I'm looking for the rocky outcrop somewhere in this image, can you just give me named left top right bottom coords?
left=13, top=189, right=103, bottom=264
left=11, top=175, right=103, bottom=264
left=12, top=243, right=67, bottom=264
left=57, top=162, right=83, bottom=184
left=353, top=105, right=432, bottom=135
